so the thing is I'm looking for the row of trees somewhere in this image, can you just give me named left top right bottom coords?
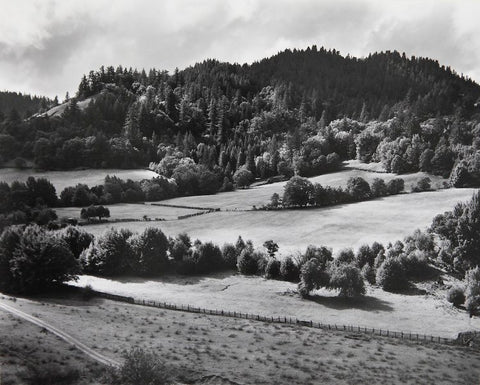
left=265, top=175, right=405, bottom=209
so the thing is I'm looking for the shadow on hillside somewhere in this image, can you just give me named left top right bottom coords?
left=307, top=295, right=394, bottom=312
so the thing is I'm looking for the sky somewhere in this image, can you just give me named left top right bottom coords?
left=1, top=0, right=479, bottom=99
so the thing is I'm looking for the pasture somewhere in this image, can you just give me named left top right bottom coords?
left=71, top=272, right=480, bottom=339
left=157, top=162, right=447, bottom=210
left=56, top=203, right=202, bottom=221
left=1, top=295, right=478, bottom=384
left=0, top=168, right=159, bottom=193
left=82, top=188, right=477, bottom=254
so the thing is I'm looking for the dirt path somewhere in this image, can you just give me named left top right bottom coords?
left=0, top=300, right=120, bottom=368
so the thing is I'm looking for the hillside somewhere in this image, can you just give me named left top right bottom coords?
left=1, top=47, right=480, bottom=192
left=0, top=91, right=52, bottom=118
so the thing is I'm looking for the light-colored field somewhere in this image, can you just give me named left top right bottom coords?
left=71, top=273, right=480, bottom=339
left=56, top=203, right=202, bottom=221
left=82, top=188, right=477, bottom=254
left=158, top=164, right=446, bottom=210
left=0, top=168, right=159, bottom=193
left=0, top=300, right=103, bottom=385
left=1, top=295, right=478, bottom=384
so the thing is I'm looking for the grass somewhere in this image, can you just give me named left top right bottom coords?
left=1, top=294, right=478, bottom=385
left=70, top=273, right=480, bottom=338
left=0, top=307, right=103, bottom=385
left=56, top=202, right=202, bottom=221
left=0, top=168, right=158, bottom=193
left=82, top=188, right=477, bottom=254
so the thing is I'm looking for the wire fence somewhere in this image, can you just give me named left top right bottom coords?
left=92, top=290, right=463, bottom=346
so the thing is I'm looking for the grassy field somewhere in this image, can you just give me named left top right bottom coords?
left=0, top=301, right=103, bottom=385
left=0, top=168, right=158, bottom=193
left=71, top=272, right=480, bottom=339
left=56, top=203, right=202, bottom=221
left=82, top=188, right=477, bottom=254
left=0, top=295, right=478, bottom=385
left=157, top=163, right=447, bottom=210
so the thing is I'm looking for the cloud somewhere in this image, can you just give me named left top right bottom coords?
left=0, top=0, right=479, bottom=98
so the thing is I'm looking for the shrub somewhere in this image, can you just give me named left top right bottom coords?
left=169, top=239, right=190, bottom=262
left=282, top=176, right=314, bottom=207
left=112, top=348, right=171, bottom=385
left=355, top=244, right=374, bottom=268
left=6, top=225, right=79, bottom=294
left=411, top=177, right=432, bottom=192
left=81, top=228, right=134, bottom=276
left=60, top=225, right=94, bottom=258
left=280, top=256, right=300, bottom=282
left=361, top=264, right=376, bottom=284
left=221, top=243, right=238, bottom=269
left=237, top=247, right=258, bottom=275
left=233, top=167, right=254, bottom=188
left=263, top=240, right=279, bottom=258
left=465, top=267, right=480, bottom=315
left=376, top=257, right=408, bottom=292
left=265, top=258, right=281, bottom=279
left=191, top=242, right=224, bottom=274
left=371, top=178, right=387, bottom=197
left=446, top=286, right=465, bottom=307
left=328, top=263, right=366, bottom=297
left=130, top=228, right=169, bottom=276
left=346, top=177, right=371, bottom=201
left=386, top=178, right=405, bottom=195
left=336, top=248, right=355, bottom=264
left=298, top=259, right=329, bottom=298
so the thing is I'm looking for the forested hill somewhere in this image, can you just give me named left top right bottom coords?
left=1, top=47, right=480, bottom=191
left=0, top=91, right=52, bottom=119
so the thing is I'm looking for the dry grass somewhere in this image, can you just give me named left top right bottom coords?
left=56, top=203, right=201, bottom=221
left=0, top=295, right=478, bottom=385
left=82, top=188, right=476, bottom=254
left=0, top=306, right=103, bottom=385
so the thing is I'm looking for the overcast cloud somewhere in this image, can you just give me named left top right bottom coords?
left=1, top=0, right=479, bottom=98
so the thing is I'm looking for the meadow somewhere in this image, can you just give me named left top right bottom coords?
left=1, top=295, right=478, bottom=385
left=82, top=188, right=477, bottom=254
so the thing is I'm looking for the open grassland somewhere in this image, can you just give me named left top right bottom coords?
left=56, top=203, right=202, bottom=221
left=157, top=163, right=447, bottom=210
left=0, top=306, right=103, bottom=385
left=0, top=168, right=159, bottom=193
left=82, top=188, right=477, bottom=253
left=0, top=295, right=478, bottom=385
left=71, top=273, right=480, bottom=339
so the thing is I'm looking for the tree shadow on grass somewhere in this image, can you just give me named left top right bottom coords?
left=306, top=294, right=394, bottom=312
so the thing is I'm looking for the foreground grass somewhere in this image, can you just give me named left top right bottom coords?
left=0, top=309, right=103, bottom=385
left=0, top=294, right=478, bottom=385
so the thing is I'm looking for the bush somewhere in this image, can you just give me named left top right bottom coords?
left=412, top=177, right=432, bottom=192
left=280, top=256, right=300, bottom=282
left=221, top=243, right=238, bottom=269
left=371, top=178, right=387, bottom=197
left=298, top=259, right=329, bottom=298
left=346, top=177, right=371, bottom=201
left=60, top=225, right=94, bottom=258
left=361, top=264, right=376, bottom=284
left=282, top=176, right=314, bottom=207
left=5, top=225, right=79, bottom=294
left=328, top=263, right=366, bottom=297
left=233, top=167, right=254, bottom=188
left=336, top=248, right=355, bottom=264
left=376, top=257, right=408, bottom=292
left=81, top=228, right=134, bottom=276
left=265, top=258, right=281, bottom=279
left=112, top=348, right=171, bottom=385
left=130, top=228, right=169, bottom=276
left=237, top=247, right=259, bottom=275
left=386, top=178, right=405, bottom=195
left=465, top=267, right=480, bottom=315
left=191, top=242, right=224, bottom=274
left=446, top=286, right=465, bottom=307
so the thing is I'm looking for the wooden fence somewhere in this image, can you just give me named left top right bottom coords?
left=90, top=289, right=459, bottom=346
